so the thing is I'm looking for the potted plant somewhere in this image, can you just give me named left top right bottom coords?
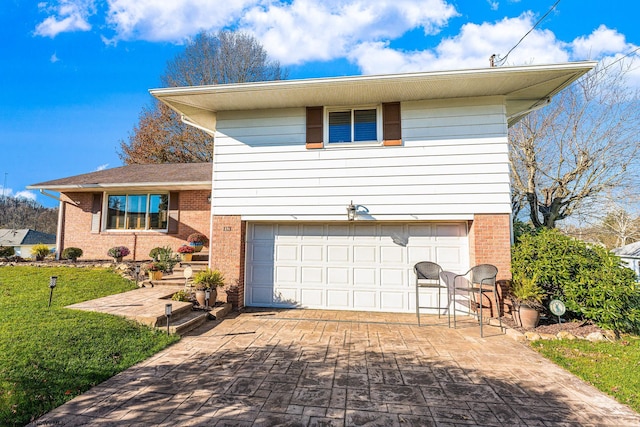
left=148, top=246, right=180, bottom=272
left=31, top=244, right=51, bottom=261
left=510, top=273, right=545, bottom=329
left=192, top=268, right=225, bottom=307
left=187, top=233, right=208, bottom=253
left=61, top=247, right=83, bottom=262
left=177, top=244, right=195, bottom=261
left=107, top=246, right=130, bottom=263
left=143, top=261, right=167, bottom=281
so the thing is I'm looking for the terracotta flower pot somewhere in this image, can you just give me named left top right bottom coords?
left=519, top=304, right=541, bottom=329
left=195, top=290, right=206, bottom=307
left=148, top=270, right=163, bottom=281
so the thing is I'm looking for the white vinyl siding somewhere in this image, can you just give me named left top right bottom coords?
left=212, top=97, right=510, bottom=221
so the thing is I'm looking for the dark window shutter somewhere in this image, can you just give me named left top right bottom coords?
left=168, top=192, right=179, bottom=234
left=382, top=102, right=402, bottom=146
left=91, top=193, right=102, bottom=233
left=306, top=106, right=324, bottom=149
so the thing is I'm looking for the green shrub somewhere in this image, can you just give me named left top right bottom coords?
left=512, top=228, right=640, bottom=334
left=149, top=246, right=179, bottom=272
left=193, top=268, right=225, bottom=290
left=0, top=246, right=15, bottom=257
left=61, top=247, right=83, bottom=261
left=31, top=244, right=51, bottom=261
left=171, top=289, right=191, bottom=302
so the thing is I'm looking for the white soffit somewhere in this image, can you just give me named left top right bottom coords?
left=151, top=61, right=597, bottom=128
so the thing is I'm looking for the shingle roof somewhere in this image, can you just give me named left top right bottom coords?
left=28, top=163, right=212, bottom=190
left=613, top=241, right=640, bottom=258
left=0, top=229, right=56, bottom=246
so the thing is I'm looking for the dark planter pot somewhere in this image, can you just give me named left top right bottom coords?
left=519, top=304, right=541, bottom=329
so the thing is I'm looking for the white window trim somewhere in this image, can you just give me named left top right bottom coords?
left=324, top=105, right=383, bottom=147
left=103, top=192, right=170, bottom=232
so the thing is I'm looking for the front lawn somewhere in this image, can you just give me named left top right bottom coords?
left=531, top=337, right=640, bottom=413
left=0, top=266, right=179, bottom=426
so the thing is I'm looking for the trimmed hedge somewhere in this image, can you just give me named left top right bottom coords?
left=512, top=228, right=640, bottom=334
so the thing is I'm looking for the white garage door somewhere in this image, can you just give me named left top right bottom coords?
left=245, top=222, right=469, bottom=312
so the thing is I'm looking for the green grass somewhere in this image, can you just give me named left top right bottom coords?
left=531, top=337, right=640, bottom=413
left=0, top=266, right=180, bottom=426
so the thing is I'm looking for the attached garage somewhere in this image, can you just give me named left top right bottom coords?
left=245, top=222, right=469, bottom=312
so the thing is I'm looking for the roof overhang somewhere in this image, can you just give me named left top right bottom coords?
left=151, top=61, right=597, bottom=128
left=26, top=182, right=211, bottom=192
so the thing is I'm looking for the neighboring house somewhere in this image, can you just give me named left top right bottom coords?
left=28, top=163, right=212, bottom=261
left=151, top=61, right=596, bottom=312
left=613, top=241, right=640, bottom=281
left=0, top=228, right=56, bottom=258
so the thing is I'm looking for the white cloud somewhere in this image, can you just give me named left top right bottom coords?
left=103, top=0, right=252, bottom=43
left=350, top=13, right=569, bottom=74
left=487, top=1, right=499, bottom=11
left=96, top=163, right=109, bottom=171
left=14, top=191, right=37, bottom=201
left=0, top=187, right=37, bottom=201
left=571, top=25, right=629, bottom=59
left=241, top=0, right=458, bottom=65
left=50, top=52, right=60, bottom=63
left=34, top=0, right=94, bottom=37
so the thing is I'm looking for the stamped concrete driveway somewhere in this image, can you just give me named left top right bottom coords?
left=31, top=309, right=640, bottom=426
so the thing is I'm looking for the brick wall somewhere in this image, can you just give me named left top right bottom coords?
left=210, top=215, right=246, bottom=310
left=60, top=190, right=211, bottom=261
left=468, top=213, right=512, bottom=317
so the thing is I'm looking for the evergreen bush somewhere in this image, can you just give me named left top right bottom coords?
left=512, top=228, right=640, bottom=334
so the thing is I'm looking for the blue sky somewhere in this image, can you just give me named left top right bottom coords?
left=1, top=0, right=639, bottom=207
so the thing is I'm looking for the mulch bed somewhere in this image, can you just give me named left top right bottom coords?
left=501, top=314, right=606, bottom=338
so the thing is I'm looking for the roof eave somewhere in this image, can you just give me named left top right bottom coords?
left=27, top=181, right=212, bottom=192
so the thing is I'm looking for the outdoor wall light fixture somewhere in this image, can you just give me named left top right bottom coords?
left=48, top=276, right=57, bottom=308
left=207, top=194, right=212, bottom=203
left=347, top=201, right=357, bottom=221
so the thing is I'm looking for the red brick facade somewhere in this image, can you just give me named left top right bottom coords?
left=209, top=215, right=246, bottom=309
left=468, top=213, right=513, bottom=316
left=60, top=190, right=211, bottom=260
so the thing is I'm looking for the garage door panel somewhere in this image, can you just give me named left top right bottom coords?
left=301, top=266, right=323, bottom=283
left=245, top=222, right=468, bottom=313
left=275, top=266, right=297, bottom=283
left=381, top=292, right=406, bottom=310
left=381, top=246, right=403, bottom=263
left=275, top=244, right=297, bottom=261
left=354, top=291, right=377, bottom=309
left=354, top=268, right=376, bottom=286
left=302, top=245, right=324, bottom=261
left=301, top=288, right=323, bottom=306
left=380, top=269, right=404, bottom=287
left=354, top=246, right=376, bottom=262
left=328, top=267, right=349, bottom=284
left=328, top=246, right=350, bottom=262
left=327, top=290, right=350, bottom=308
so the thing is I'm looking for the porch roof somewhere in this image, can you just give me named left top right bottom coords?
left=27, top=163, right=212, bottom=192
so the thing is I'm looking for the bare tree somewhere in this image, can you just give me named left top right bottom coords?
left=119, top=31, right=286, bottom=164
left=510, top=62, right=640, bottom=228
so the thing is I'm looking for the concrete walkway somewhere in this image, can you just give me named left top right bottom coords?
left=31, top=305, right=640, bottom=426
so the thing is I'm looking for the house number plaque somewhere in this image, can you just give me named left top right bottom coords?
left=223, top=226, right=232, bottom=232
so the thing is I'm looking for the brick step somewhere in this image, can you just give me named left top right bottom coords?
left=145, top=302, right=232, bottom=335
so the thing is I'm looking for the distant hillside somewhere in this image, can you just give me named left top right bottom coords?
left=0, top=196, right=58, bottom=235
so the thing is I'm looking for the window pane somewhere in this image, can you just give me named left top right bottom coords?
left=126, top=195, right=147, bottom=230
left=149, top=194, right=168, bottom=230
left=354, top=109, right=377, bottom=141
left=107, top=195, right=126, bottom=229
left=329, top=111, right=351, bottom=143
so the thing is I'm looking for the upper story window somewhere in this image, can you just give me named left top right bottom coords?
left=327, top=107, right=381, bottom=144
left=106, top=193, right=168, bottom=231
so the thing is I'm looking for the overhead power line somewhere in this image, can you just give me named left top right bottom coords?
left=492, top=0, right=561, bottom=67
